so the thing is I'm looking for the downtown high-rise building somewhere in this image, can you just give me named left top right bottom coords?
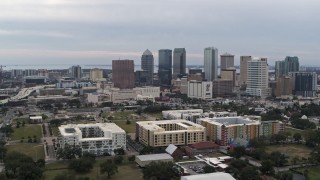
left=275, top=56, right=300, bottom=78
left=239, top=56, right=252, bottom=85
left=141, top=49, right=154, bottom=85
left=246, top=58, right=269, bottom=98
left=70, top=65, right=82, bottom=79
left=112, top=60, right=135, bottom=89
left=289, top=72, right=317, bottom=97
left=173, top=48, right=186, bottom=78
left=204, top=47, right=218, bottom=81
left=158, top=49, right=172, bottom=86
left=220, top=53, right=235, bottom=70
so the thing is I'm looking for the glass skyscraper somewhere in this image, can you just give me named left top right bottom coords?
left=204, top=47, right=218, bottom=81
left=158, top=49, right=172, bottom=86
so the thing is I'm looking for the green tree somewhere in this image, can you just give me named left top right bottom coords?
left=203, top=165, right=215, bottom=173
left=53, top=172, right=75, bottom=180
left=275, top=172, right=293, bottom=180
left=69, top=157, right=94, bottom=173
left=56, top=145, right=82, bottom=160
left=114, top=148, right=125, bottom=155
left=230, top=146, right=246, bottom=158
left=260, top=159, right=275, bottom=175
left=114, top=156, right=124, bottom=165
left=269, top=151, right=287, bottom=167
left=293, top=133, right=302, bottom=142
left=128, top=155, right=135, bottom=162
left=100, top=159, right=118, bottom=179
left=239, top=166, right=261, bottom=180
left=142, top=161, right=179, bottom=180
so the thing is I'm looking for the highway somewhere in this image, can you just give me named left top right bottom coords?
left=0, top=85, right=51, bottom=105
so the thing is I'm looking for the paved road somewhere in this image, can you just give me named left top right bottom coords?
left=42, top=123, right=56, bottom=161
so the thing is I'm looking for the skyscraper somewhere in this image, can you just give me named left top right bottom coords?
left=204, top=47, right=218, bottom=81
left=173, top=48, right=186, bottom=78
left=220, top=53, right=235, bottom=70
left=289, top=72, right=317, bottom=97
left=70, top=65, right=82, bottom=79
left=239, top=56, right=252, bottom=85
left=275, top=56, right=300, bottom=78
left=141, top=49, right=154, bottom=85
left=246, top=58, right=269, bottom=98
left=112, top=60, right=135, bottom=89
left=158, top=49, right=172, bottom=86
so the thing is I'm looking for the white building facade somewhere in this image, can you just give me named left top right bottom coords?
left=188, top=80, right=212, bottom=99
left=246, top=58, right=269, bottom=98
left=58, top=123, right=126, bottom=156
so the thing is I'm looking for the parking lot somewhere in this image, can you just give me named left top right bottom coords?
left=178, top=161, right=208, bottom=175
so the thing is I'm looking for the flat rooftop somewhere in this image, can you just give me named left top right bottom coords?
left=136, top=153, right=173, bottom=162
left=136, top=120, right=205, bottom=132
left=199, top=117, right=260, bottom=127
left=59, top=123, right=125, bottom=137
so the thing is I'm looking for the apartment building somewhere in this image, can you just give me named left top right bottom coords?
left=58, top=123, right=126, bottom=156
left=198, top=117, right=283, bottom=146
left=136, top=120, right=206, bottom=147
left=162, top=109, right=204, bottom=120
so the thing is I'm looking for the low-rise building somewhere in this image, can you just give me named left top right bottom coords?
left=181, top=172, right=235, bottom=180
left=162, top=109, right=203, bottom=120
left=58, top=123, right=126, bottom=156
left=198, top=117, right=283, bottom=146
left=136, top=120, right=206, bottom=147
left=135, top=153, right=174, bottom=167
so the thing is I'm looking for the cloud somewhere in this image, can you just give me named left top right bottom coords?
left=0, top=29, right=72, bottom=38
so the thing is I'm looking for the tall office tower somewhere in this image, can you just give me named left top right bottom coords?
left=275, top=76, right=293, bottom=97
left=158, top=49, right=172, bottom=86
left=239, top=56, right=252, bottom=85
left=24, top=69, right=38, bottom=77
left=141, top=49, right=154, bottom=85
left=289, top=72, right=317, bottom=97
left=112, top=60, right=135, bottom=89
left=275, top=56, right=300, bottom=78
left=90, top=68, right=103, bottom=81
left=173, top=48, right=186, bottom=78
left=71, top=65, right=82, bottom=79
left=246, top=58, right=269, bottom=98
left=220, top=53, right=235, bottom=70
left=204, top=47, right=218, bottom=81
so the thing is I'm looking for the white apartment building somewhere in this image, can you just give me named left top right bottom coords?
left=162, top=109, right=204, bottom=120
left=58, top=123, right=126, bottom=156
left=136, top=120, right=206, bottom=147
left=246, top=58, right=269, bottom=98
left=188, top=80, right=213, bottom=99
left=182, top=111, right=237, bottom=123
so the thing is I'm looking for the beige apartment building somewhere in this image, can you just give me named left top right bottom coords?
left=136, top=120, right=206, bottom=147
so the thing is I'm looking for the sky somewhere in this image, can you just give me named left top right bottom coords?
left=0, top=0, right=319, bottom=67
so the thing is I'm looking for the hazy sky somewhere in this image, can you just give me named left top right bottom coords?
left=0, top=0, right=319, bottom=66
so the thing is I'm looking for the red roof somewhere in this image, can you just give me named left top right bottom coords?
left=190, top=142, right=220, bottom=150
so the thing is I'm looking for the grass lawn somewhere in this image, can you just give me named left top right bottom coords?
left=265, top=144, right=312, bottom=163
left=10, top=124, right=42, bottom=141
left=146, top=112, right=162, bottom=119
left=6, top=143, right=45, bottom=161
left=43, top=163, right=142, bottom=180
left=12, top=118, right=29, bottom=125
left=284, top=127, right=307, bottom=138
left=295, top=166, right=320, bottom=180
left=103, top=111, right=139, bottom=121
left=115, top=120, right=137, bottom=133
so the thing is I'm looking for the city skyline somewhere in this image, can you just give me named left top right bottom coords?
left=0, top=0, right=319, bottom=65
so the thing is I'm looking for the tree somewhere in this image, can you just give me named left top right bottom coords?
left=250, top=148, right=268, bottom=160
left=139, top=146, right=154, bottom=155
left=114, top=148, right=125, bottom=155
left=4, top=152, right=43, bottom=179
left=100, top=159, right=118, bottom=179
left=260, top=159, right=275, bottom=175
left=53, top=172, right=75, bottom=180
left=128, top=155, right=135, bottom=162
left=0, top=140, right=7, bottom=161
left=275, top=172, right=293, bottom=180
left=230, top=146, right=246, bottom=158
left=293, top=133, right=302, bottom=143
left=142, top=161, right=179, bottom=180
left=269, top=151, right=287, bottom=167
left=56, top=145, right=82, bottom=160
left=114, top=156, right=124, bottom=165
left=69, top=157, right=94, bottom=173
left=239, top=166, right=261, bottom=180
left=203, top=165, right=215, bottom=173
